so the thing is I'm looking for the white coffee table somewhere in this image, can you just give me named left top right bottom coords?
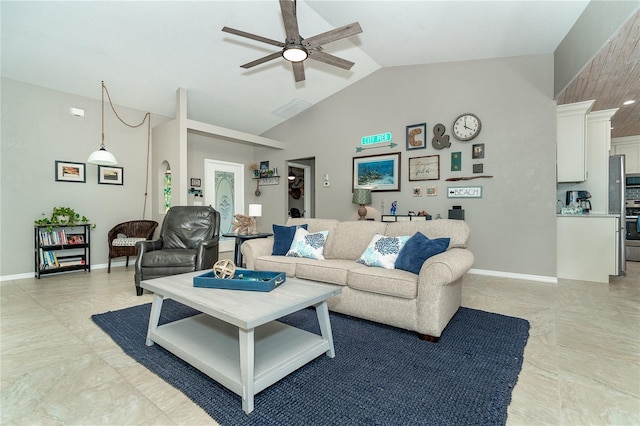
left=141, top=271, right=342, bottom=414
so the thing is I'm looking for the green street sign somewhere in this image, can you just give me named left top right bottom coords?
left=361, top=132, right=392, bottom=145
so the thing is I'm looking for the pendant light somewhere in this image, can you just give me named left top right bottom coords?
left=87, top=81, right=118, bottom=166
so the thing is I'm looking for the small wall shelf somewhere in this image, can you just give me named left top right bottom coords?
left=381, top=214, right=431, bottom=222
left=253, top=176, right=280, bottom=186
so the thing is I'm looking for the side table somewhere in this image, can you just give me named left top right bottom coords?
left=222, top=232, right=273, bottom=267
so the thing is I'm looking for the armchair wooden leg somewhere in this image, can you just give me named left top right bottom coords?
left=108, top=258, right=111, bottom=273
left=125, top=256, right=130, bottom=267
left=136, top=286, right=143, bottom=296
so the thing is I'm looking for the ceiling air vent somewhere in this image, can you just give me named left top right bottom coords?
left=272, top=98, right=312, bottom=119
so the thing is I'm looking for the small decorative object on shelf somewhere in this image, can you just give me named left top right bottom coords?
left=390, top=201, right=397, bottom=215
left=249, top=163, right=260, bottom=178
left=213, top=259, right=236, bottom=279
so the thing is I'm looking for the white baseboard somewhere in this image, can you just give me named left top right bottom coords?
left=0, top=261, right=121, bottom=282
left=0, top=272, right=35, bottom=281
left=468, top=268, right=558, bottom=284
left=2, top=263, right=559, bottom=284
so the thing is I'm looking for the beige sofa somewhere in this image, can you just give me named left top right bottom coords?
left=241, top=218, right=474, bottom=341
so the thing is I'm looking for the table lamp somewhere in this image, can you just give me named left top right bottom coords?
left=248, top=204, right=262, bottom=234
left=352, top=188, right=372, bottom=220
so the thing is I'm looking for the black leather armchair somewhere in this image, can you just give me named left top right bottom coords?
left=134, top=206, right=221, bottom=296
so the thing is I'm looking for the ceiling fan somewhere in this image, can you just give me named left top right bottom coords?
left=222, top=0, right=363, bottom=82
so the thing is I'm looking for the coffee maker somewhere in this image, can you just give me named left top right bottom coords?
left=566, top=190, right=592, bottom=213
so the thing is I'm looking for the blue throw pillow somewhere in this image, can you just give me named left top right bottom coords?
left=394, top=232, right=450, bottom=275
left=272, top=224, right=308, bottom=255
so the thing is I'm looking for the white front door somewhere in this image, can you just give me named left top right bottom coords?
left=204, top=159, right=245, bottom=253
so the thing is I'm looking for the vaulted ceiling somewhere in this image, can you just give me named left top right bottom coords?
left=557, top=10, right=640, bottom=138
left=2, top=1, right=636, bottom=137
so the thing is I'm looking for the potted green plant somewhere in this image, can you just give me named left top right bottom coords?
left=35, top=206, right=95, bottom=231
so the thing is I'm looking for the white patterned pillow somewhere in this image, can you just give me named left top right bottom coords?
left=357, top=234, right=410, bottom=269
left=286, top=228, right=329, bottom=260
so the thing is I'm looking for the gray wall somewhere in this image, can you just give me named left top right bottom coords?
left=2, top=54, right=558, bottom=279
left=1, top=78, right=171, bottom=276
left=260, top=54, right=558, bottom=278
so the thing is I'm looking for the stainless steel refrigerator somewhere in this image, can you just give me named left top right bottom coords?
left=609, top=154, right=626, bottom=276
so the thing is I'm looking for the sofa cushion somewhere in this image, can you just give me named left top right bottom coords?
left=112, top=237, right=147, bottom=247
left=296, top=259, right=359, bottom=285
left=324, top=221, right=387, bottom=260
left=272, top=223, right=307, bottom=255
left=254, top=255, right=305, bottom=277
left=394, top=232, right=450, bottom=274
left=140, top=249, right=196, bottom=267
left=348, top=267, right=419, bottom=299
left=357, top=234, right=410, bottom=269
left=384, top=219, right=469, bottom=248
left=286, top=228, right=329, bottom=260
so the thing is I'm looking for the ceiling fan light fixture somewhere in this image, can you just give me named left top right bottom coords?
left=282, top=45, right=308, bottom=62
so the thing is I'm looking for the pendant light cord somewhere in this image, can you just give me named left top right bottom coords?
left=102, top=81, right=152, bottom=218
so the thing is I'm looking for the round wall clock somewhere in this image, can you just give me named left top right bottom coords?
left=452, top=113, right=481, bottom=141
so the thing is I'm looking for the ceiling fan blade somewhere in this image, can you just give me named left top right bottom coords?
left=308, top=50, right=355, bottom=70
left=222, top=26, right=284, bottom=48
left=303, top=22, right=362, bottom=49
left=240, top=52, right=283, bottom=69
left=292, top=61, right=305, bottom=82
left=280, top=0, right=301, bottom=44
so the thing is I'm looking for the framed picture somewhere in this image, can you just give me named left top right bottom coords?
left=352, top=153, right=401, bottom=192
left=451, top=152, right=461, bottom=171
left=190, top=178, right=201, bottom=187
left=406, top=123, right=427, bottom=150
left=472, top=143, right=485, bottom=159
left=98, top=165, right=123, bottom=185
left=412, top=186, right=423, bottom=197
left=55, top=160, right=85, bottom=183
left=426, top=186, right=437, bottom=196
left=408, top=155, right=440, bottom=181
left=259, top=161, right=269, bottom=177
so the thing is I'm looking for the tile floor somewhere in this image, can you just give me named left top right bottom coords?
left=1, top=254, right=638, bottom=425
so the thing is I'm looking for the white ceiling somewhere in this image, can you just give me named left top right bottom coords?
left=1, top=1, right=590, bottom=135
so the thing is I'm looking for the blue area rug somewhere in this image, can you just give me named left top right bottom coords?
left=92, top=300, right=529, bottom=425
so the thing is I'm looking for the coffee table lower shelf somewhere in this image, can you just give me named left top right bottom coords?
left=147, top=313, right=331, bottom=412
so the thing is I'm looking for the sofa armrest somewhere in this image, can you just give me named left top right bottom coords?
left=418, top=248, right=475, bottom=287
left=241, top=237, right=274, bottom=269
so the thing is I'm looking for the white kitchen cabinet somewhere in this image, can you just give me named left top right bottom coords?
left=557, top=100, right=595, bottom=183
left=557, top=215, right=618, bottom=283
left=611, top=136, right=640, bottom=174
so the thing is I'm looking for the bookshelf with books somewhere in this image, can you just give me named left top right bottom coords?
left=34, top=224, right=91, bottom=278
